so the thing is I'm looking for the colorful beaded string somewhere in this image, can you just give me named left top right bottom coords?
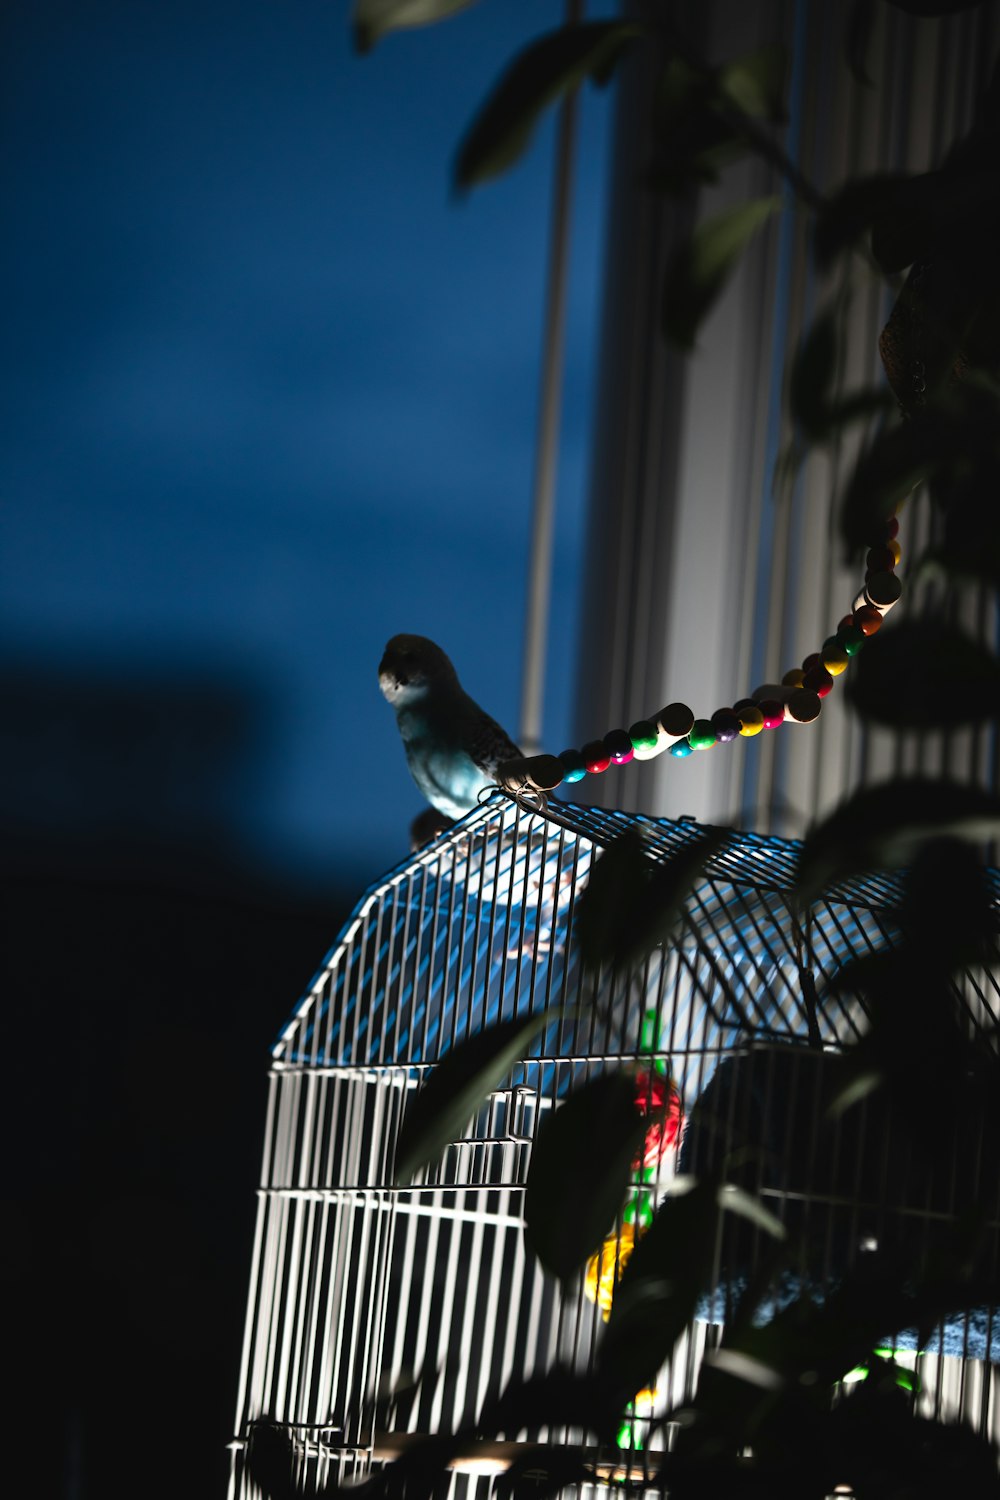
left=498, top=516, right=902, bottom=798
left=581, top=1011, right=684, bottom=1450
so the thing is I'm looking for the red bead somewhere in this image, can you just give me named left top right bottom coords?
left=838, top=615, right=855, bottom=632
left=884, top=516, right=899, bottom=539
left=758, top=699, right=785, bottom=729
left=802, top=653, right=821, bottom=674
left=802, top=665, right=834, bottom=697
left=582, top=739, right=611, bottom=774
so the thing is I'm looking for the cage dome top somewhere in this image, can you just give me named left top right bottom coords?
left=271, top=795, right=998, bottom=1077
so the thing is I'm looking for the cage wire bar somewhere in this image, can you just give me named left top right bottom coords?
left=229, top=795, right=1000, bottom=1498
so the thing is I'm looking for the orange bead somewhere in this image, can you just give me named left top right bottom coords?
left=853, top=605, right=883, bottom=637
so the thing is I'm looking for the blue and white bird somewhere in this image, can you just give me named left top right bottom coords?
left=378, top=634, right=522, bottom=823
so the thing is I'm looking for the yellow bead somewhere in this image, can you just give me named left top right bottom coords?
left=821, top=644, right=849, bottom=676
left=888, top=537, right=901, bottom=564
left=737, top=705, right=764, bottom=737
left=782, top=668, right=805, bottom=689
left=584, top=1224, right=638, bottom=1320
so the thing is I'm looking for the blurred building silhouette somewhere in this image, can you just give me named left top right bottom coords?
left=1, top=656, right=266, bottom=875
left=4, top=654, right=361, bottom=1499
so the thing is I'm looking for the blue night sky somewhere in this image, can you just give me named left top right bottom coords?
left=2, top=0, right=614, bottom=885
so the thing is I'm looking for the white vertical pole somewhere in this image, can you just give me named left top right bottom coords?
left=519, top=0, right=583, bottom=755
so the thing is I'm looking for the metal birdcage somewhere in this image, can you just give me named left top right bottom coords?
left=228, top=795, right=1000, bottom=1498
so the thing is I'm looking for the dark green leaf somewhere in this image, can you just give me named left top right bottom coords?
left=839, top=419, right=930, bottom=556
left=454, top=21, right=641, bottom=190
left=830, top=388, right=894, bottom=426
left=885, top=0, right=991, bottom=14
left=524, top=1071, right=646, bottom=1280
left=716, top=46, right=787, bottom=122
left=573, top=828, right=651, bottom=971
left=575, top=827, right=727, bottom=971
left=841, top=382, right=999, bottom=555
left=789, top=310, right=837, bottom=439
left=870, top=167, right=1000, bottom=273
left=796, top=777, right=1000, bottom=905
left=623, top=827, right=729, bottom=962
left=726, top=1252, right=913, bottom=1390
left=495, top=1449, right=596, bottom=1500
left=789, top=302, right=894, bottom=441
left=814, top=173, right=909, bottom=268
left=648, top=55, right=746, bottom=194
left=245, top=1420, right=299, bottom=1500
left=826, top=1061, right=884, bottom=1118
left=598, top=1178, right=720, bottom=1402
left=846, top=0, right=877, bottom=86
left=717, top=1183, right=787, bottom=1242
left=394, top=1013, right=549, bottom=1182
left=655, top=51, right=710, bottom=115
left=913, top=539, right=1000, bottom=590
left=662, top=197, right=780, bottom=349
left=898, top=837, right=999, bottom=969
left=869, top=173, right=940, bottom=273
left=831, top=1400, right=1000, bottom=1495
left=914, top=473, right=1000, bottom=586
left=846, top=618, right=1000, bottom=728
left=482, top=1366, right=606, bottom=1442
left=377, top=1434, right=464, bottom=1500
left=352, top=0, right=477, bottom=53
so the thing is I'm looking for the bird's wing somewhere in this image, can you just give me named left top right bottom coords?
left=463, top=705, right=521, bottom=777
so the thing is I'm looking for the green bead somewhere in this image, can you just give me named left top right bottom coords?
left=689, top=718, right=717, bottom=749
left=837, top=623, right=865, bottom=655
left=623, top=1192, right=654, bottom=1228
left=628, top=719, right=659, bottom=751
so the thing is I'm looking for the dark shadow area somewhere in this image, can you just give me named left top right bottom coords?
left=4, top=656, right=366, bottom=1498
